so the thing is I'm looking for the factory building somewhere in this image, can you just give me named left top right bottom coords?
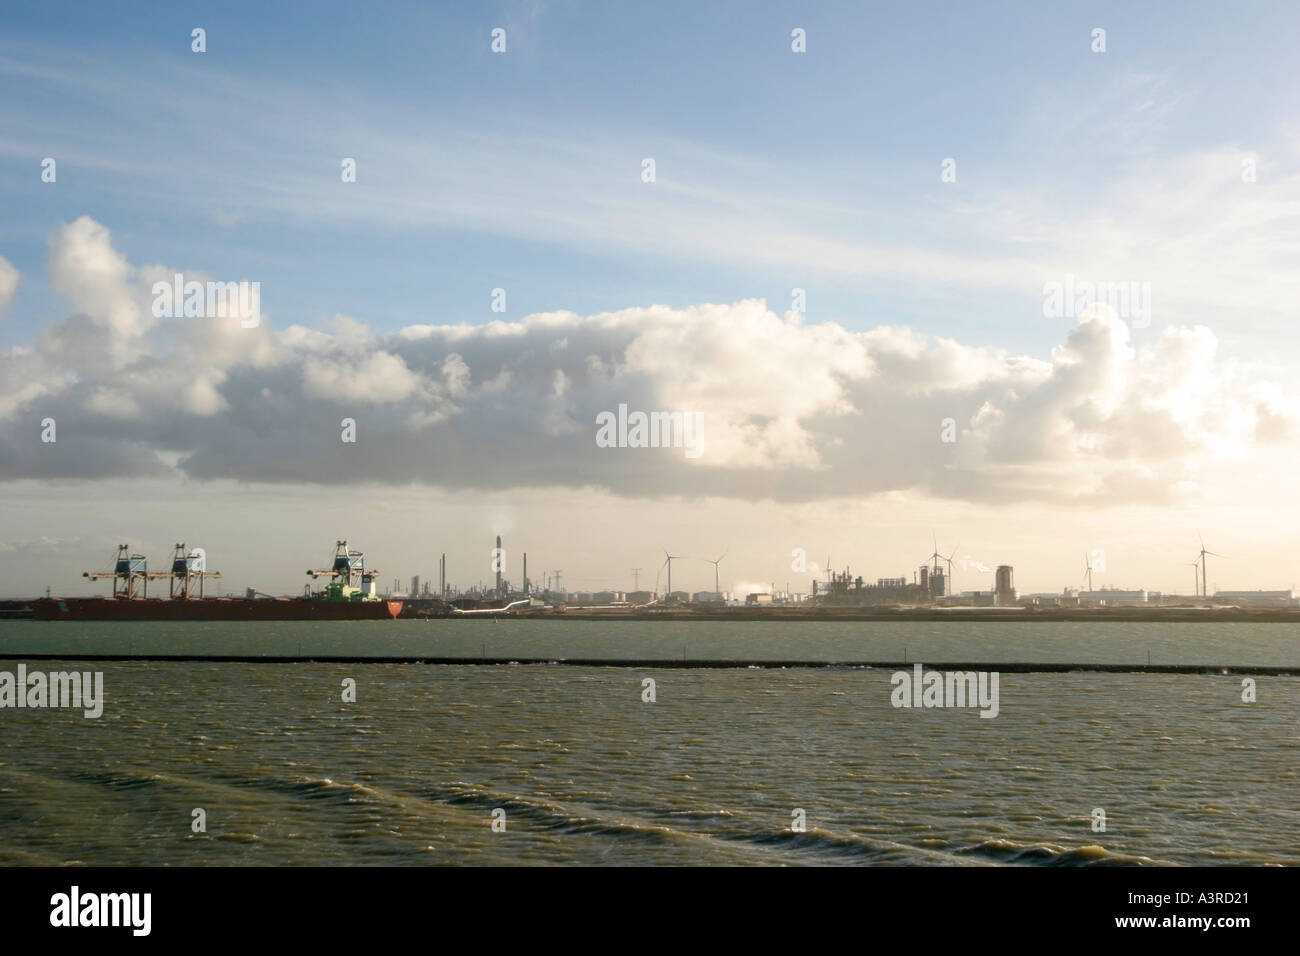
left=927, top=567, right=947, bottom=598
left=819, top=567, right=932, bottom=606
left=1214, top=590, right=1297, bottom=607
left=995, top=565, right=1016, bottom=606
left=1079, top=588, right=1148, bottom=605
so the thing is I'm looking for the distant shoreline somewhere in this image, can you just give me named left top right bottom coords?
left=494, top=607, right=1300, bottom=623
left=5, top=600, right=1300, bottom=624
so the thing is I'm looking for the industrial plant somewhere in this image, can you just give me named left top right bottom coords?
left=6, top=529, right=1296, bottom=621
left=323, top=531, right=1300, bottom=616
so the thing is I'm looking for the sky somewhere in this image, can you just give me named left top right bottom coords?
left=1, top=0, right=1298, bottom=597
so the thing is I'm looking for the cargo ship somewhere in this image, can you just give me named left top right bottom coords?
left=31, top=541, right=403, bottom=621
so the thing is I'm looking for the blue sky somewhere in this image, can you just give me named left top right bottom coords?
left=2, top=1, right=1299, bottom=595
left=2, top=0, right=1296, bottom=357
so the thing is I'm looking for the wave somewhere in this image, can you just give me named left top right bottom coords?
left=19, top=769, right=1209, bottom=866
left=953, top=838, right=1171, bottom=866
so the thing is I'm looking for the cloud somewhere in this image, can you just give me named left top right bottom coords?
left=301, top=350, right=427, bottom=405
left=0, top=217, right=1296, bottom=504
left=45, top=216, right=149, bottom=340
left=0, top=255, right=17, bottom=316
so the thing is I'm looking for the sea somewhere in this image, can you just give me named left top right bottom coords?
left=1, top=620, right=1296, bottom=866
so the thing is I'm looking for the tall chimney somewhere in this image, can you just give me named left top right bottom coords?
left=495, top=535, right=503, bottom=598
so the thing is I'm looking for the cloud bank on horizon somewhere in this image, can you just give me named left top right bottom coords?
left=2, top=216, right=1296, bottom=505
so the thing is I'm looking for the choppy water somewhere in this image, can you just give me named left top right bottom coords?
left=5, top=618, right=1300, bottom=665
left=1, top=621, right=1297, bottom=865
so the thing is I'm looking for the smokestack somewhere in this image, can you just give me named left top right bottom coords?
left=496, top=535, right=503, bottom=599
left=523, top=552, right=528, bottom=596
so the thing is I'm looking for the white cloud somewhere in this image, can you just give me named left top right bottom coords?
left=183, top=375, right=229, bottom=417
left=301, top=351, right=427, bottom=404
left=46, top=216, right=150, bottom=340
left=0, top=255, right=18, bottom=315
left=1, top=217, right=1296, bottom=507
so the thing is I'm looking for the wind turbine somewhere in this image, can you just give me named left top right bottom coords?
left=943, top=545, right=959, bottom=595
left=663, top=550, right=686, bottom=600
left=1084, top=552, right=1094, bottom=592
left=1196, top=532, right=1223, bottom=600
left=705, top=552, right=727, bottom=595
left=1186, top=562, right=1201, bottom=597
left=924, top=535, right=944, bottom=575
left=922, top=535, right=956, bottom=596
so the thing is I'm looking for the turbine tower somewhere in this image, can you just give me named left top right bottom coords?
left=922, top=535, right=956, bottom=597
left=1084, top=552, right=1094, bottom=592
left=705, top=552, right=727, bottom=595
left=925, top=535, right=944, bottom=576
left=1196, top=532, right=1222, bottom=600
left=944, top=545, right=958, bottom=596
left=663, top=550, right=686, bottom=600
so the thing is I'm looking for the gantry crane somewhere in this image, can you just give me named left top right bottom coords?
left=84, top=545, right=150, bottom=599
left=306, top=540, right=381, bottom=601
left=166, top=543, right=222, bottom=599
left=84, top=543, right=222, bottom=599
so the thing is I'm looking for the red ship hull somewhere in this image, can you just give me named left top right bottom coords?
left=31, top=597, right=404, bottom=621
